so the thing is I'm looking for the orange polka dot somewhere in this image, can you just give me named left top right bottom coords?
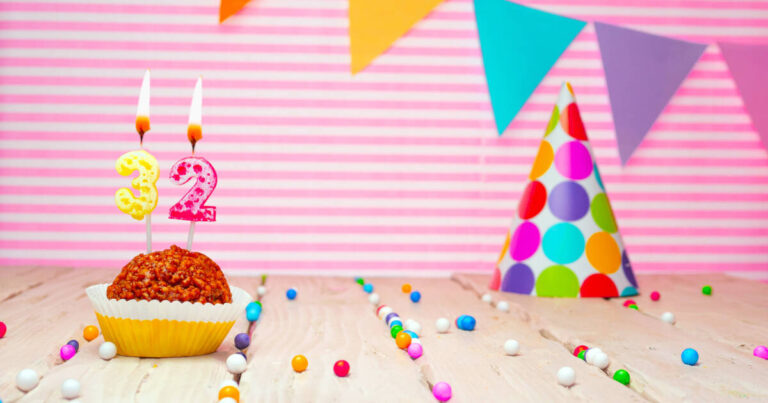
left=496, top=230, right=510, bottom=266
left=585, top=232, right=621, bottom=274
left=529, top=141, right=554, bottom=180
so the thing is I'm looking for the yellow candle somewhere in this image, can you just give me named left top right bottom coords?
left=115, top=149, right=159, bottom=220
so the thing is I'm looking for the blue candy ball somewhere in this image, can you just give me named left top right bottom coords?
left=286, top=288, right=297, bottom=300
left=681, top=348, right=699, bottom=366
left=363, top=284, right=374, bottom=293
left=410, top=291, right=421, bottom=303
left=404, top=330, right=419, bottom=339
left=246, top=302, right=262, bottom=321
left=66, top=339, right=79, bottom=352
left=459, top=315, right=476, bottom=331
left=234, top=333, right=251, bottom=350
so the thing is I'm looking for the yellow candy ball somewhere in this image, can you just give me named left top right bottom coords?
left=218, top=386, right=240, bottom=402
left=83, top=325, right=99, bottom=342
left=395, top=331, right=412, bottom=350
left=401, top=284, right=412, bottom=293
left=292, top=355, right=308, bottom=373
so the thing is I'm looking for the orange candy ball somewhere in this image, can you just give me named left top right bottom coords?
left=292, top=354, right=308, bottom=373
left=83, top=325, right=99, bottom=342
left=395, top=331, right=412, bottom=349
left=218, top=386, right=240, bottom=402
left=401, top=284, right=412, bottom=293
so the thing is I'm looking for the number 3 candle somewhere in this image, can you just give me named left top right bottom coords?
left=169, top=77, right=218, bottom=250
left=115, top=69, right=159, bottom=254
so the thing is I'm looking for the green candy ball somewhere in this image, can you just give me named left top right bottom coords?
left=356, top=278, right=365, bottom=286
left=613, top=369, right=630, bottom=385
left=628, top=304, right=639, bottom=310
left=578, top=350, right=587, bottom=360
left=702, top=285, right=712, bottom=295
left=390, top=325, right=403, bottom=338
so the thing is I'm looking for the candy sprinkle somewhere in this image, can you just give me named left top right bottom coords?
left=432, top=381, right=452, bottom=402
left=681, top=348, right=699, bottom=366
left=61, top=378, right=81, bottom=399
left=410, top=291, right=421, bottom=303
left=60, top=344, right=76, bottom=361
left=83, top=325, right=99, bottom=342
left=66, top=339, right=79, bottom=353
left=98, top=342, right=117, bottom=360
left=395, top=331, right=412, bottom=349
left=702, top=285, right=712, bottom=296
left=292, top=355, right=308, bottom=373
left=355, top=277, right=364, bottom=286
left=613, top=369, right=630, bottom=385
left=557, top=367, right=575, bottom=387
left=16, top=368, right=39, bottom=392
left=408, top=343, right=423, bottom=359
left=218, top=385, right=240, bottom=402
left=573, top=345, right=588, bottom=357
left=286, top=288, right=297, bottom=300
left=0, top=321, right=6, bottom=338
left=650, top=291, right=660, bottom=301
left=363, top=283, right=374, bottom=294
left=622, top=300, right=635, bottom=307
left=401, top=283, right=412, bottom=293
left=435, top=318, right=450, bottom=333
left=333, top=360, right=350, bottom=377
left=753, top=346, right=768, bottom=360
left=234, top=333, right=250, bottom=350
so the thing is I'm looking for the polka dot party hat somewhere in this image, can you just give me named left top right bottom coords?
left=491, top=83, right=638, bottom=298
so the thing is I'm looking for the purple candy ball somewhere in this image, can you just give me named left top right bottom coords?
left=234, top=333, right=250, bottom=350
left=384, top=312, right=400, bottom=324
left=433, top=381, right=452, bottom=401
left=60, top=344, right=76, bottom=361
left=754, top=345, right=768, bottom=360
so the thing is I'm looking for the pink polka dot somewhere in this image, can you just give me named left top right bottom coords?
left=510, top=221, right=540, bottom=261
left=555, top=141, right=593, bottom=180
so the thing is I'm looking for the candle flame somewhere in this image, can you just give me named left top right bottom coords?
left=136, top=69, right=151, bottom=142
left=187, top=77, right=202, bottom=150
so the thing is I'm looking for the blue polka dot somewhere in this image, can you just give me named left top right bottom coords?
left=621, top=286, right=638, bottom=297
left=594, top=162, right=605, bottom=190
left=542, top=223, right=585, bottom=264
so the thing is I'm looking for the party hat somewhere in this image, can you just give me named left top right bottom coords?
left=491, top=83, right=638, bottom=298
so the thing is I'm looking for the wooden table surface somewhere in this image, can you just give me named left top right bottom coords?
left=0, top=267, right=766, bottom=402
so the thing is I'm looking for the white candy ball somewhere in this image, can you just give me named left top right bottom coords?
left=593, top=352, right=610, bottom=370
left=557, top=366, right=575, bottom=387
left=504, top=339, right=520, bottom=356
left=16, top=368, right=39, bottom=392
left=378, top=307, right=393, bottom=320
left=61, top=378, right=81, bottom=399
left=219, top=379, right=239, bottom=390
left=98, top=342, right=117, bottom=360
left=410, top=338, right=422, bottom=345
left=219, top=398, right=238, bottom=403
left=496, top=301, right=510, bottom=312
left=661, top=312, right=676, bottom=325
left=435, top=318, right=450, bottom=333
left=585, top=348, right=603, bottom=365
left=405, top=319, right=422, bottom=334
left=481, top=293, right=492, bottom=303
left=369, top=293, right=380, bottom=305
left=257, top=286, right=267, bottom=296
left=226, top=353, right=248, bottom=374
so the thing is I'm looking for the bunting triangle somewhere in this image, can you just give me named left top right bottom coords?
left=474, top=0, right=585, bottom=135
left=719, top=42, right=768, bottom=154
left=594, top=22, right=706, bottom=165
left=349, top=0, right=444, bottom=75
left=219, top=0, right=251, bottom=23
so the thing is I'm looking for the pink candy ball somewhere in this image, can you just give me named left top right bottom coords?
left=754, top=345, right=768, bottom=360
left=650, top=291, right=660, bottom=301
left=433, top=381, right=452, bottom=401
left=622, top=299, right=636, bottom=307
left=0, top=321, right=6, bottom=338
left=60, top=344, right=76, bottom=361
left=407, top=343, right=423, bottom=359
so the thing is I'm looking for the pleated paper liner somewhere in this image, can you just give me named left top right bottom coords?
left=86, top=284, right=252, bottom=358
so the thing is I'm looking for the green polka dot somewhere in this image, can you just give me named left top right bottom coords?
left=535, top=265, right=579, bottom=297
left=591, top=193, right=618, bottom=233
left=545, top=105, right=559, bottom=136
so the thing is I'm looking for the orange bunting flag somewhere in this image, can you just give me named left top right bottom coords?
left=349, top=0, right=444, bottom=74
left=219, top=0, right=252, bottom=23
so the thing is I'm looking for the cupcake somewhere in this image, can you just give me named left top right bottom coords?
left=87, top=245, right=251, bottom=357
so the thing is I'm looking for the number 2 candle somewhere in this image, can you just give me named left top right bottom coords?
left=169, top=77, right=218, bottom=250
left=115, top=69, right=159, bottom=254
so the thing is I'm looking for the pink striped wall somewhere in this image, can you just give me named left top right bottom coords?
left=0, top=0, right=767, bottom=278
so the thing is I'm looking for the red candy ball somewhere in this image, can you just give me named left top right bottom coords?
left=0, top=321, right=6, bottom=338
left=622, top=299, right=636, bottom=307
left=573, top=345, right=588, bottom=357
left=333, top=360, right=350, bottom=377
left=650, top=291, right=660, bottom=301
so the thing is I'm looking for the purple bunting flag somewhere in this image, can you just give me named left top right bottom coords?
left=594, top=22, right=706, bottom=165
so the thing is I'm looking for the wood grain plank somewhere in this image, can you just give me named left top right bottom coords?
left=614, top=274, right=768, bottom=351
left=1, top=270, right=255, bottom=403
left=0, top=266, right=74, bottom=301
left=372, top=278, right=644, bottom=403
left=238, top=276, right=435, bottom=402
left=455, top=274, right=768, bottom=402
